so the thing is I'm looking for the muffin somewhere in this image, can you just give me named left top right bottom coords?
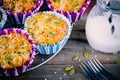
left=0, top=0, right=43, bottom=25
left=0, top=7, right=7, bottom=29
left=0, top=28, right=36, bottom=76
left=24, top=11, right=72, bottom=55
left=46, top=0, right=91, bottom=23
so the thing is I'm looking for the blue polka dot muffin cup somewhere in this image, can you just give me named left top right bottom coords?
left=0, top=7, right=7, bottom=30
left=0, top=0, right=43, bottom=25
left=0, top=28, right=36, bottom=76
left=24, top=11, right=73, bottom=55
left=46, top=0, right=91, bottom=23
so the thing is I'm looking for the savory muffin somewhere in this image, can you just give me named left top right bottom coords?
left=2, top=0, right=39, bottom=13
left=0, top=0, right=43, bottom=25
left=49, top=0, right=86, bottom=12
left=27, top=12, right=68, bottom=45
left=25, top=11, right=72, bottom=55
left=0, top=28, right=36, bottom=76
left=46, top=0, right=91, bottom=23
left=0, top=32, right=32, bottom=69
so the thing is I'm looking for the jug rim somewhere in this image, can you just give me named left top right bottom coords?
left=97, top=0, right=120, bottom=14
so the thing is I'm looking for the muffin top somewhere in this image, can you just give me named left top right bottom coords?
left=50, top=0, right=86, bottom=12
left=26, top=12, right=68, bottom=45
left=0, top=31, right=32, bottom=69
left=2, top=0, right=38, bottom=13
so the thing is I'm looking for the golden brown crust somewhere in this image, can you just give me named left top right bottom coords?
left=0, top=32, right=32, bottom=69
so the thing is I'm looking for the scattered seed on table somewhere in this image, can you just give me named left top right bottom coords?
left=115, top=59, right=120, bottom=64
left=44, top=78, right=47, bottom=80
left=77, top=52, right=78, bottom=54
left=69, top=68, right=75, bottom=75
left=83, top=51, right=89, bottom=58
left=54, top=72, right=57, bottom=74
left=79, top=59, right=81, bottom=62
left=94, top=55, right=98, bottom=58
left=72, top=55, right=79, bottom=61
left=63, top=73, right=66, bottom=76
left=42, top=58, right=44, bottom=61
left=60, top=77, right=62, bottom=80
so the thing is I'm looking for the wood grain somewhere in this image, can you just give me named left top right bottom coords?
left=1, top=0, right=120, bottom=80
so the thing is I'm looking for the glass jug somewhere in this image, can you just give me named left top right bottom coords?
left=86, top=0, right=120, bottom=53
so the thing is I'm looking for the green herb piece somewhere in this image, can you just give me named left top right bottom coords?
left=69, top=68, right=75, bottom=75
left=72, top=55, right=79, bottom=61
left=4, top=52, right=9, bottom=56
left=8, top=61, right=14, bottom=66
left=115, top=59, right=120, bottom=64
left=84, top=51, right=89, bottom=58
left=49, top=32, right=54, bottom=35
left=6, top=43, right=10, bottom=47
left=54, top=21, right=60, bottom=24
left=15, top=46, right=18, bottom=50
left=3, top=3, right=8, bottom=6
left=53, top=0, right=59, bottom=2
left=24, top=41, right=28, bottom=45
left=6, top=55, right=12, bottom=60
left=9, top=4, right=15, bottom=10
left=0, top=38, right=5, bottom=43
left=48, top=31, right=56, bottom=36
left=64, top=66, right=75, bottom=75
left=46, top=18, right=51, bottom=22
left=1, top=60, right=5, bottom=65
left=21, top=0, right=27, bottom=2
left=65, top=66, right=72, bottom=72
left=17, top=52, right=21, bottom=54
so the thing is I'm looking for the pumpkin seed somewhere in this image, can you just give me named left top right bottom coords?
left=84, top=51, right=89, bottom=58
left=69, top=68, right=75, bottom=75
left=65, top=66, right=73, bottom=72
left=72, top=55, right=79, bottom=61
left=115, top=59, right=120, bottom=64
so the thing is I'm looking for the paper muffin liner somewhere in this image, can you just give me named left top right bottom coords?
left=24, top=11, right=73, bottom=55
left=0, top=7, right=7, bottom=30
left=0, top=0, right=43, bottom=25
left=46, top=0, right=91, bottom=23
left=0, top=28, right=36, bottom=76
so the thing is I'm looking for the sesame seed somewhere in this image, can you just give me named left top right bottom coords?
left=71, top=66, right=73, bottom=68
left=76, top=52, right=78, bottom=54
left=54, top=72, right=57, bottom=74
left=94, top=55, right=97, bottom=58
left=42, top=58, right=44, bottom=61
left=63, top=73, right=66, bottom=75
left=79, top=59, right=81, bottom=62
left=60, top=77, right=62, bottom=80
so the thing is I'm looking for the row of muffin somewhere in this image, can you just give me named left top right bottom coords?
left=0, top=9, right=74, bottom=77
left=0, top=0, right=91, bottom=25
left=0, top=0, right=91, bottom=76
left=0, top=11, right=72, bottom=76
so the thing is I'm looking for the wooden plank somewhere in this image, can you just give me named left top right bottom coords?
left=1, top=0, right=120, bottom=80
left=46, top=39, right=120, bottom=64
left=3, top=64, right=120, bottom=80
left=70, top=30, right=87, bottom=40
left=29, top=39, right=120, bottom=66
